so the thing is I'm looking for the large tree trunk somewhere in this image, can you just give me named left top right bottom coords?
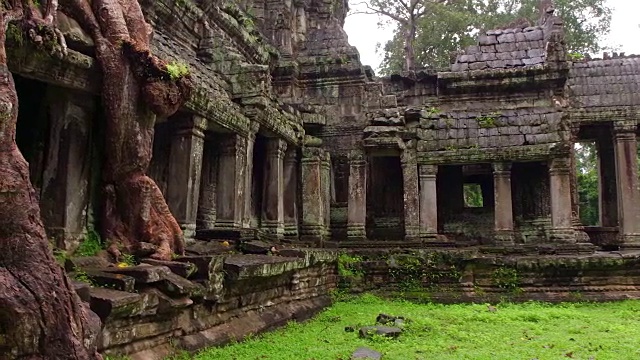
left=0, top=4, right=102, bottom=359
left=65, top=0, right=192, bottom=261
left=403, top=21, right=417, bottom=71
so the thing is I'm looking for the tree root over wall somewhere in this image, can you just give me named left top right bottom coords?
left=0, top=0, right=192, bottom=356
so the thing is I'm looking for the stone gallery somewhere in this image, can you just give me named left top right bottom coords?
left=3, top=0, right=640, bottom=358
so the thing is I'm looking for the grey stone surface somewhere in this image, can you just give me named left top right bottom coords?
left=359, top=326, right=402, bottom=339
left=352, top=347, right=383, bottom=359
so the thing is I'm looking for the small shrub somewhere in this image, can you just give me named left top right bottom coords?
left=166, top=61, right=190, bottom=80
left=491, top=267, right=520, bottom=291
left=75, top=229, right=104, bottom=257
left=476, top=112, right=501, bottom=128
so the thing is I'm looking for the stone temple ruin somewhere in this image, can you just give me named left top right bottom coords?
left=9, top=0, right=640, bottom=358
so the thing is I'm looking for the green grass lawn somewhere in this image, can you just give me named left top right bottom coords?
left=189, top=294, right=640, bottom=360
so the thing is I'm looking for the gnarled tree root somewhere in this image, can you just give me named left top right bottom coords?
left=104, top=174, right=185, bottom=261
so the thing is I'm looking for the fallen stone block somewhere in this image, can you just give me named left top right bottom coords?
left=174, top=255, right=225, bottom=280
left=359, top=326, right=402, bottom=339
left=89, top=287, right=145, bottom=321
left=71, top=280, right=91, bottom=303
left=352, top=347, right=382, bottom=359
left=156, top=271, right=206, bottom=298
left=65, top=256, right=112, bottom=272
left=142, top=258, right=198, bottom=279
left=100, top=264, right=171, bottom=283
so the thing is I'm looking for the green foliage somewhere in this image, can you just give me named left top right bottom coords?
left=53, top=248, right=67, bottom=267
left=190, top=294, right=640, bottom=359
left=568, top=52, right=585, bottom=61
left=425, top=106, right=441, bottom=116
left=75, top=229, right=104, bottom=257
left=389, top=252, right=462, bottom=293
left=376, top=0, right=613, bottom=74
left=73, top=267, right=96, bottom=286
left=476, top=113, right=500, bottom=128
left=575, top=143, right=599, bottom=226
left=6, top=24, right=24, bottom=46
left=337, top=253, right=365, bottom=291
left=491, top=267, right=521, bottom=291
left=166, top=62, right=190, bottom=80
left=463, top=183, right=484, bottom=208
left=337, top=253, right=364, bottom=279
left=120, top=253, right=136, bottom=266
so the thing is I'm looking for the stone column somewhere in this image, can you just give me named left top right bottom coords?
left=596, top=136, right=618, bottom=227
left=613, top=122, right=640, bottom=246
left=283, top=147, right=299, bottom=240
left=419, top=165, right=438, bottom=240
left=493, top=162, right=514, bottom=244
left=41, top=88, right=95, bottom=251
left=347, top=149, right=367, bottom=241
left=196, top=136, right=218, bottom=229
left=242, top=122, right=260, bottom=228
left=300, top=147, right=326, bottom=244
left=321, top=151, right=332, bottom=238
left=262, top=138, right=287, bottom=240
left=215, top=134, right=246, bottom=229
left=401, top=148, right=420, bottom=241
left=166, top=114, right=207, bottom=239
left=548, top=157, right=575, bottom=243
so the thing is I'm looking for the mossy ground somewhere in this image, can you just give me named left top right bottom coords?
left=183, top=294, right=640, bottom=360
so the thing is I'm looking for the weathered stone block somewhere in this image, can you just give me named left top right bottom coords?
left=497, top=33, right=516, bottom=43
left=101, top=265, right=172, bottom=284
left=478, top=35, right=498, bottom=45
left=142, top=259, right=199, bottom=279
left=524, top=30, right=544, bottom=41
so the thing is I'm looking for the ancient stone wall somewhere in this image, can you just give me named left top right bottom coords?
left=69, top=250, right=337, bottom=359
left=340, top=249, right=640, bottom=304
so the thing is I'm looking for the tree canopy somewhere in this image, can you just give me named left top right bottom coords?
left=362, top=0, right=613, bottom=74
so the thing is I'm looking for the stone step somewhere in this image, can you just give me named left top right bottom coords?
left=173, top=255, right=225, bottom=280
left=83, top=270, right=136, bottom=292
left=99, top=264, right=172, bottom=283
left=89, top=287, right=146, bottom=320
left=224, top=254, right=306, bottom=280
left=142, top=258, right=198, bottom=279
left=71, top=280, right=91, bottom=303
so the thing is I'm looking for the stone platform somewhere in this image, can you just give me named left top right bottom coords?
left=68, top=250, right=337, bottom=359
left=65, top=246, right=640, bottom=359
left=340, top=248, right=640, bottom=304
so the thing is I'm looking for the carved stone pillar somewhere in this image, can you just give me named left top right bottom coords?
left=283, top=147, right=299, bottom=240
left=347, top=150, right=367, bottom=241
left=197, top=136, right=218, bottom=229
left=401, top=148, right=420, bottom=241
left=40, top=88, right=95, bottom=251
left=549, top=157, right=575, bottom=243
left=493, top=162, right=514, bottom=244
left=419, top=165, right=438, bottom=240
left=242, top=123, right=260, bottom=228
left=215, top=134, right=246, bottom=229
left=613, top=122, right=640, bottom=246
left=166, top=115, right=206, bottom=239
left=321, top=152, right=332, bottom=239
left=300, top=147, right=327, bottom=244
left=262, top=138, right=287, bottom=240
